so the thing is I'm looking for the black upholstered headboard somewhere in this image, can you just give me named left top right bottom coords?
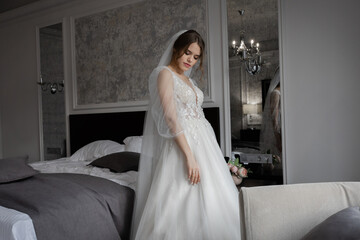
left=69, top=107, right=220, bottom=154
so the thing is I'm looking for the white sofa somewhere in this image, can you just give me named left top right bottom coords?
left=239, top=182, right=360, bottom=240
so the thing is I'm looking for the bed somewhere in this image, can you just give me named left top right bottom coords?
left=0, top=107, right=220, bottom=240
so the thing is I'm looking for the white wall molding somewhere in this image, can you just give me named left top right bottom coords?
left=70, top=100, right=150, bottom=113
left=277, top=0, right=286, bottom=184
left=0, top=0, right=144, bottom=28
left=219, top=0, right=232, bottom=157
left=69, top=0, right=215, bottom=112
left=35, top=24, right=44, bottom=161
left=0, top=0, right=71, bottom=26
left=206, top=0, right=229, bottom=154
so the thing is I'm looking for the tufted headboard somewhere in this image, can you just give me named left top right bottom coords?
left=69, top=107, right=220, bottom=154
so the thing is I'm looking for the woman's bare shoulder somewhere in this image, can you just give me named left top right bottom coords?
left=158, top=67, right=173, bottom=80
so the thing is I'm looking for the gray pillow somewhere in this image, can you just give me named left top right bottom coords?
left=88, top=151, right=140, bottom=173
left=302, top=206, right=360, bottom=240
left=0, top=156, right=39, bottom=183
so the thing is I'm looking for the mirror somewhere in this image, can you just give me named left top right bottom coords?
left=227, top=0, right=282, bottom=185
left=38, top=23, right=66, bottom=160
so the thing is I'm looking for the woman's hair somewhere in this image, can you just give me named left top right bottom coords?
left=171, top=30, right=205, bottom=78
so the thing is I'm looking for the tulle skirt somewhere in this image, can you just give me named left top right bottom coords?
left=134, top=118, right=241, bottom=240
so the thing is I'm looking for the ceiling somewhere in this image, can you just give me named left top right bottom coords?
left=0, top=0, right=40, bottom=14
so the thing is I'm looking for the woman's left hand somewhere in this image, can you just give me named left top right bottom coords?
left=186, top=154, right=201, bottom=185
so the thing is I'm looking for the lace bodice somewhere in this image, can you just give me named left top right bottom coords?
left=168, top=70, right=205, bottom=121
left=148, top=66, right=210, bottom=140
left=163, top=68, right=211, bottom=144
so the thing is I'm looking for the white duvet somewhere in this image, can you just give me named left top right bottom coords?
left=0, top=206, right=37, bottom=240
left=30, top=158, right=138, bottom=190
left=1, top=158, right=138, bottom=240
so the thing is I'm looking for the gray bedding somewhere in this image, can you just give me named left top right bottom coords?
left=0, top=173, right=134, bottom=240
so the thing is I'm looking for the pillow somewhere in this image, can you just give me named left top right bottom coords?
left=123, top=136, right=143, bottom=153
left=88, top=151, right=140, bottom=173
left=70, top=140, right=125, bottom=161
left=0, top=156, right=39, bottom=183
left=302, top=206, right=360, bottom=240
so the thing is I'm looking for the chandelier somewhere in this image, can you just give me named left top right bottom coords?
left=37, top=75, right=64, bottom=94
left=231, top=9, right=262, bottom=75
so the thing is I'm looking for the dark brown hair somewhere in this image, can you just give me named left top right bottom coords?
left=171, top=30, right=205, bottom=78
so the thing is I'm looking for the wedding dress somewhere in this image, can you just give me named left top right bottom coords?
left=260, top=68, right=281, bottom=157
left=131, top=31, right=240, bottom=240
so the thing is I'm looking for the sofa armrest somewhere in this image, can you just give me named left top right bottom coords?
left=239, top=182, right=360, bottom=240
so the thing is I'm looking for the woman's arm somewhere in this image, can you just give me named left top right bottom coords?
left=157, top=69, right=200, bottom=184
left=270, top=90, right=282, bottom=152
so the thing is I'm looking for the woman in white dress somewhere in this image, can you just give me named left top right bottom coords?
left=131, top=30, right=240, bottom=240
left=260, top=68, right=282, bottom=158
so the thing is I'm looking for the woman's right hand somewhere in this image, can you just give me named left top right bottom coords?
left=173, top=133, right=200, bottom=185
left=186, top=155, right=200, bottom=185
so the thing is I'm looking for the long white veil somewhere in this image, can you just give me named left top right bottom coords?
left=130, top=30, right=189, bottom=239
left=259, top=68, right=281, bottom=158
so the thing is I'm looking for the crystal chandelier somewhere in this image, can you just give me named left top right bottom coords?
left=231, top=9, right=262, bottom=75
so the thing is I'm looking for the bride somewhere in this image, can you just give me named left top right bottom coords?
left=131, top=30, right=240, bottom=240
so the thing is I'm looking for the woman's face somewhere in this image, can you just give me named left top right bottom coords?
left=175, top=42, right=201, bottom=73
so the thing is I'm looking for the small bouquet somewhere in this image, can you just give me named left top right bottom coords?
left=265, top=149, right=281, bottom=165
left=263, top=149, right=282, bottom=171
left=227, top=157, right=251, bottom=185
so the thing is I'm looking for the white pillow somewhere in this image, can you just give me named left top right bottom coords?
left=123, top=136, right=143, bottom=153
left=70, top=140, right=125, bottom=161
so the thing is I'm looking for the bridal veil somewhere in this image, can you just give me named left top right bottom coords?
left=130, top=30, right=189, bottom=239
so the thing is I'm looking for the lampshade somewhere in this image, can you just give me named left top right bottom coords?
left=243, top=104, right=261, bottom=114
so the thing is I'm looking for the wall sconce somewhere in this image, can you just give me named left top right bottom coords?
left=37, top=75, right=64, bottom=94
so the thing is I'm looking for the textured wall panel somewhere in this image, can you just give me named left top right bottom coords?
left=75, top=0, right=207, bottom=105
